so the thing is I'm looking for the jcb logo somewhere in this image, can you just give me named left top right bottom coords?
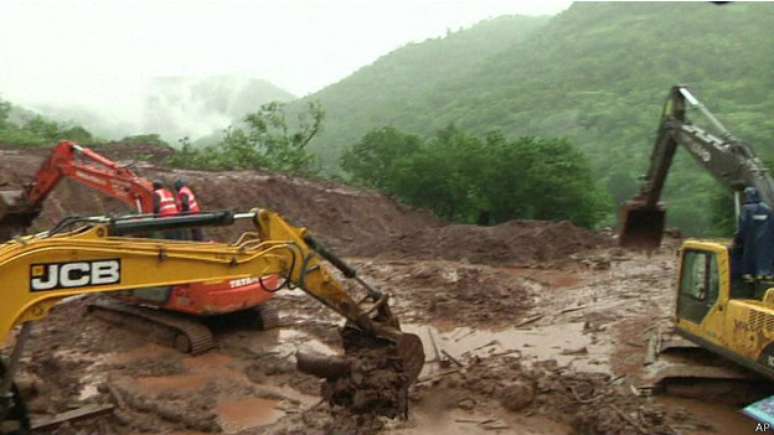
left=30, top=259, right=121, bottom=292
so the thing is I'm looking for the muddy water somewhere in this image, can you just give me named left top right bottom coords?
left=405, top=322, right=612, bottom=375
left=656, top=396, right=756, bottom=434
left=394, top=408, right=572, bottom=435
left=237, top=326, right=338, bottom=357
left=216, top=397, right=284, bottom=433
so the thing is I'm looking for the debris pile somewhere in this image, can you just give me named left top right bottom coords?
left=351, top=219, right=611, bottom=265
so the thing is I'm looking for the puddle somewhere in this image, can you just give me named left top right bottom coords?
left=404, top=322, right=612, bottom=374
left=183, top=353, right=234, bottom=372
left=244, top=327, right=337, bottom=357
left=393, top=406, right=571, bottom=435
left=655, top=396, right=754, bottom=435
left=504, top=268, right=584, bottom=289
left=134, top=374, right=210, bottom=394
left=106, top=343, right=177, bottom=365
left=78, top=383, right=99, bottom=400
left=215, top=397, right=284, bottom=433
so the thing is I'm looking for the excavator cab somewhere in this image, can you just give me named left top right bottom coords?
left=619, top=200, right=666, bottom=250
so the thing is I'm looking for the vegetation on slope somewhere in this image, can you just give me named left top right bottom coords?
left=168, top=101, right=324, bottom=175
left=291, top=14, right=550, bottom=170
left=0, top=97, right=95, bottom=146
left=342, top=125, right=604, bottom=228
left=298, top=2, right=774, bottom=234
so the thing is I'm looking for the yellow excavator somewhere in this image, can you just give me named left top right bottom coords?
left=620, top=85, right=774, bottom=392
left=0, top=209, right=425, bottom=434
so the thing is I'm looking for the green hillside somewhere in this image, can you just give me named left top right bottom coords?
left=292, top=14, right=550, bottom=169
left=296, top=2, right=774, bottom=233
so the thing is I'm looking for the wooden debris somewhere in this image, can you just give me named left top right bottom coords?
left=31, top=404, right=114, bottom=431
left=416, top=368, right=463, bottom=384
left=441, top=350, right=464, bottom=367
left=559, top=305, right=588, bottom=315
left=610, top=404, right=647, bottom=434
left=427, top=327, right=448, bottom=367
left=489, top=349, right=522, bottom=358
left=515, top=314, right=544, bottom=327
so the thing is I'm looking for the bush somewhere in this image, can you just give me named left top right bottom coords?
left=167, top=101, right=324, bottom=175
left=341, top=125, right=606, bottom=227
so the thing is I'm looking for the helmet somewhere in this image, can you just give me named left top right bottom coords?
left=152, top=180, right=164, bottom=190
left=744, top=186, right=761, bottom=203
left=174, top=178, right=186, bottom=191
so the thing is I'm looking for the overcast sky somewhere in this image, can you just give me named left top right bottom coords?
left=0, top=0, right=571, bottom=125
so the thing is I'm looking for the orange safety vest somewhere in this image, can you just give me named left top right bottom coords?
left=177, top=186, right=201, bottom=213
left=155, top=188, right=179, bottom=217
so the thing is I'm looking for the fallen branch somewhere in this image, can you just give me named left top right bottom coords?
left=610, top=404, right=647, bottom=434
left=515, top=314, right=544, bottom=327
left=441, top=350, right=464, bottom=367
left=559, top=305, right=588, bottom=315
left=416, top=368, right=462, bottom=384
left=488, top=349, right=522, bottom=358
left=31, top=404, right=114, bottom=431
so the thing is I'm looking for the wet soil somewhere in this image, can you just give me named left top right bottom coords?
left=9, top=239, right=758, bottom=434
left=0, top=146, right=761, bottom=433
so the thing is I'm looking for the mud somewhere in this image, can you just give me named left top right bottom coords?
left=351, top=220, right=612, bottom=265
left=0, top=147, right=607, bottom=267
left=0, top=145, right=760, bottom=434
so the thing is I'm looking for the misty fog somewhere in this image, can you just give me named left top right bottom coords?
left=0, top=0, right=570, bottom=143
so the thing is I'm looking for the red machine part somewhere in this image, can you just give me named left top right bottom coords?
left=25, top=140, right=276, bottom=316
left=27, top=141, right=154, bottom=213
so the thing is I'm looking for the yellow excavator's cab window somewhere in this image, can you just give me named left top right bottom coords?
left=678, top=250, right=720, bottom=324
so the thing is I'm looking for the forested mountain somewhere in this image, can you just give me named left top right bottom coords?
left=291, top=14, right=550, bottom=168
left=296, top=2, right=774, bottom=233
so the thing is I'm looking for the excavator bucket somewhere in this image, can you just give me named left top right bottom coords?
left=0, top=190, right=39, bottom=242
left=619, top=201, right=665, bottom=250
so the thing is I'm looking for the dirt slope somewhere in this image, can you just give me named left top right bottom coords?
left=0, top=145, right=755, bottom=434
left=0, top=146, right=607, bottom=261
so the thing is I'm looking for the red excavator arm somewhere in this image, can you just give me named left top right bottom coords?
left=27, top=140, right=154, bottom=212
left=0, top=141, right=154, bottom=240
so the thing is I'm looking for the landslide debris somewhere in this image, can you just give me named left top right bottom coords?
left=0, top=145, right=608, bottom=268
left=352, top=219, right=612, bottom=265
left=415, top=358, right=702, bottom=435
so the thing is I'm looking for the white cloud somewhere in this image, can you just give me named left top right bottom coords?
left=0, top=0, right=571, bottom=134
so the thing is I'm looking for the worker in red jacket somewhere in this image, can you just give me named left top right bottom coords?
left=152, top=180, right=181, bottom=239
left=174, top=178, right=204, bottom=241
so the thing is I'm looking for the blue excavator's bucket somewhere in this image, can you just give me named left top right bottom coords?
left=619, top=201, right=666, bottom=250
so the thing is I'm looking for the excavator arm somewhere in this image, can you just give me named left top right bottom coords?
left=620, top=86, right=774, bottom=248
left=0, top=141, right=154, bottom=241
left=0, top=209, right=424, bottom=431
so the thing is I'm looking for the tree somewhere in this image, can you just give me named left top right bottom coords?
left=341, top=126, right=422, bottom=190
left=0, top=98, right=10, bottom=128
left=341, top=125, right=606, bottom=227
left=167, top=100, right=325, bottom=174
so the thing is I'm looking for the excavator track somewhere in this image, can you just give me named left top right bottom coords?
left=0, top=360, right=30, bottom=435
left=87, top=299, right=215, bottom=355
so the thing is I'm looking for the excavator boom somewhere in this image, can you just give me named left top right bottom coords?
left=620, top=86, right=774, bottom=249
left=0, top=141, right=154, bottom=241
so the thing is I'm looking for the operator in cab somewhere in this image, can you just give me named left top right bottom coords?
left=174, top=178, right=204, bottom=241
left=731, top=186, right=774, bottom=297
left=152, top=180, right=182, bottom=239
